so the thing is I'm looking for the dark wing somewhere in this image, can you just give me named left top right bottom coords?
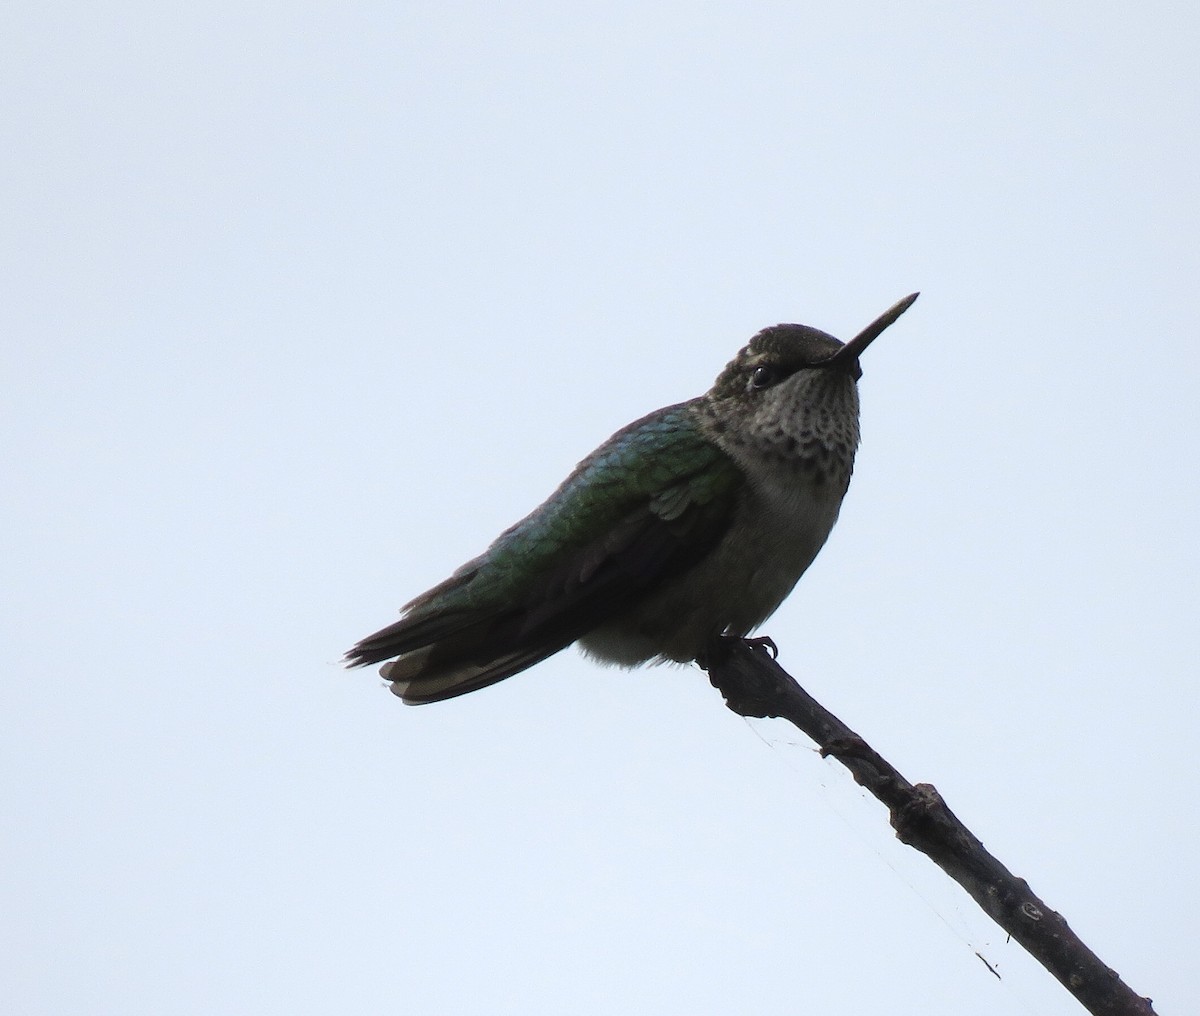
left=344, top=402, right=742, bottom=704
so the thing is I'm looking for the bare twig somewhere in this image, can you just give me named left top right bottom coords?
left=703, top=637, right=1157, bottom=1016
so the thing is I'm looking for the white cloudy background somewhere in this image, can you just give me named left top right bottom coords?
left=4, top=5, right=1196, bottom=1014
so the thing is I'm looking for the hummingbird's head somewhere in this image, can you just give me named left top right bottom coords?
left=709, top=324, right=853, bottom=399
left=708, top=292, right=919, bottom=404
left=705, top=325, right=861, bottom=446
left=702, top=294, right=919, bottom=459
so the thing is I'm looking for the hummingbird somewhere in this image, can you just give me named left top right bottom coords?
left=346, top=293, right=918, bottom=704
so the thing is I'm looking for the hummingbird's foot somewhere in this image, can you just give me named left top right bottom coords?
left=701, top=633, right=786, bottom=719
left=696, top=633, right=778, bottom=671
left=742, top=635, right=779, bottom=660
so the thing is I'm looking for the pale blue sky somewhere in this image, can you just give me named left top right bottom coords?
left=4, top=4, right=1197, bottom=1014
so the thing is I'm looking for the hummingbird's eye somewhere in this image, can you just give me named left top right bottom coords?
left=748, top=364, right=778, bottom=391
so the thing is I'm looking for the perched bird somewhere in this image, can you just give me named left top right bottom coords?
left=346, top=293, right=918, bottom=704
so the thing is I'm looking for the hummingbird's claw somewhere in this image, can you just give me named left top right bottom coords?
left=697, top=633, right=779, bottom=670
left=698, top=633, right=779, bottom=669
left=743, top=635, right=779, bottom=659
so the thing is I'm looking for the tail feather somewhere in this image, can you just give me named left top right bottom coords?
left=344, top=605, right=578, bottom=705
left=380, top=641, right=570, bottom=705
left=343, top=610, right=475, bottom=669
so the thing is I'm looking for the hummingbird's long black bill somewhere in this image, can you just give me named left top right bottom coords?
left=826, top=292, right=920, bottom=367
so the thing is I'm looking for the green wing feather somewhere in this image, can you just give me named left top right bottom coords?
left=344, top=401, right=742, bottom=703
